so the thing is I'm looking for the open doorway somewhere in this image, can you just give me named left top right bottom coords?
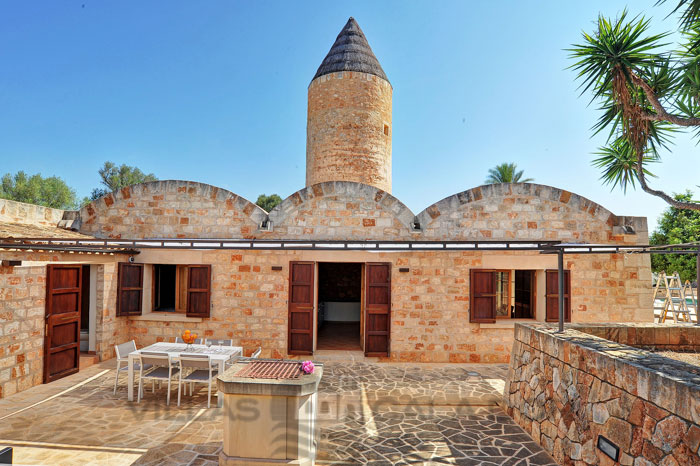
left=316, top=262, right=362, bottom=350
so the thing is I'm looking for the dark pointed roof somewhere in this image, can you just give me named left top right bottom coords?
left=312, top=17, right=388, bottom=82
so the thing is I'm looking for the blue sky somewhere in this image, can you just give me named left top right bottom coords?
left=1, top=1, right=698, bottom=231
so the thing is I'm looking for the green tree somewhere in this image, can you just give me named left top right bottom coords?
left=256, top=193, right=283, bottom=212
left=650, top=191, right=699, bottom=282
left=89, top=161, right=158, bottom=201
left=0, top=171, right=77, bottom=209
left=485, top=163, right=534, bottom=184
left=569, top=1, right=700, bottom=210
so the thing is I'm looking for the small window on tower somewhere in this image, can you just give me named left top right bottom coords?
left=383, top=124, right=390, bottom=136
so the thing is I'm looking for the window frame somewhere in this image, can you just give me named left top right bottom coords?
left=470, top=268, right=540, bottom=323
left=151, top=264, right=189, bottom=313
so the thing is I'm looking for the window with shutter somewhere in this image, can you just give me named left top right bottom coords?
left=186, top=265, right=211, bottom=318
left=117, top=263, right=144, bottom=316
left=469, top=270, right=497, bottom=323
left=545, top=269, right=571, bottom=322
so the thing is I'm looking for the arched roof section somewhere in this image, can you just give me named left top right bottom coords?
left=265, top=181, right=416, bottom=240
left=78, top=180, right=266, bottom=239
left=416, top=183, right=646, bottom=243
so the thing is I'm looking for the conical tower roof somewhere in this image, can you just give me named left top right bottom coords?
left=312, top=17, right=388, bottom=82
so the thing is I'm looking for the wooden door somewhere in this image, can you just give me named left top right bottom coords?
left=288, top=262, right=314, bottom=355
left=546, top=270, right=571, bottom=322
left=44, top=264, right=82, bottom=383
left=364, top=263, right=391, bottom=357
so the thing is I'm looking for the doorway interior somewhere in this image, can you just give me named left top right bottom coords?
left=316, top=262, right=362, bottom=351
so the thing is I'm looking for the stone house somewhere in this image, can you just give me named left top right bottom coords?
left=0, top=17, right=652, bottom=398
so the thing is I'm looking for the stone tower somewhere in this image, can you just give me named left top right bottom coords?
left=306, top=17, right=393, bottom=193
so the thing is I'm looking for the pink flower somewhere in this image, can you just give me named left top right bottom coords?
left=301, top=360, right=315, bottom=374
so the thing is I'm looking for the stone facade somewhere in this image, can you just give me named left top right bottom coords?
left=265, top=181, right=416, bottom=240
left=306, top=72, right=392, bottom=193
left=418, top=183, right=647, bottom=243
left=79, top=180, right=266, bottom=239
left=0, top=251, right=123, bottom=398
left=506, top=323, right=700, bottom=465
left=0, top=264, right=47, bottom=398
left=122, top=247, right=650, bottom=365
left=0, top=179, right=653, bottom=399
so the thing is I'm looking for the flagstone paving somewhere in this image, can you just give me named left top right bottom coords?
left=0, top=360, right=555, bottom=465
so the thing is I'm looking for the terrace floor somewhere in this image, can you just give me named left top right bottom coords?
left=0, top=360, right=556, bottom=465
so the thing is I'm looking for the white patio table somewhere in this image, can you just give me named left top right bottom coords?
left=127, top=342, right=242, bottom=407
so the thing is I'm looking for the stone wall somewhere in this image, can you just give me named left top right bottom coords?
left=0, top=198, right=65, bottom=226
left=94, top=262, right=126, bottom=361
left=0, top=251, right=121, bottom=399
left=265, top=182, right=416, bottom=240
left=506, top=323, right=700, bottom=465
left=306, top=71, right=392, bottom=193
left=572, top=322, right=700, bottom=352
left=79, top=180, right=266, bottom=239
left=0, top=265, right=46, bottom=398
left=125, top=249, right=651, bottom=364
left=417, top=183, right=647, bottom=244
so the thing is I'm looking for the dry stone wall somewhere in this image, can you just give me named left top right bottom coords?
left=506, top=324, right=700, bottom=466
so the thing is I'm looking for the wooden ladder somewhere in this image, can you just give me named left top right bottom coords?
left=658, top=272, right=692, bottom=323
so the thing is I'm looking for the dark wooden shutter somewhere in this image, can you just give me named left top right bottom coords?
left=288, top=262, right=314, bottom=355
left=365, top=263, right=391, bottom=357
left=470, top=270, right=496, bottom=323
left=187, top=265, right=211, bottom=317
left=545, top=270, right=571, bottom=322
left=44, top=264, right=82, bottom=383
left=117, top=263, right=143, bottom=316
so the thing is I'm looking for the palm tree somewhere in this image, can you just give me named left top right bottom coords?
left=485, top=163, right=534, bottom=184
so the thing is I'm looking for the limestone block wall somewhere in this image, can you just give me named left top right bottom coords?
left=306, top=72, right=392, bottom=193
left=124, top=248, right=651, bottom=364
left=506, top=324, right=700, bottom=465
left=0, top=265, right=46, bottom=398
left=0, top=250, right=122, bottom=398
left=79, top=180, right=266, bottom=239
left=264, top=182, right=416, bottom=240
left=94, top=262, right=126, bottom=361
left=417, top=183, right=647, bottom=245
left=0, top=198, right=65, bottom=226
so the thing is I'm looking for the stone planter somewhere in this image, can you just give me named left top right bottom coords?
left=217, top=361, right=323, bottom=466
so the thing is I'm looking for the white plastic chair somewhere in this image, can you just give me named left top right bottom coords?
left=178, top=353, right=217, bottom=408
left=175, top=337, right=202, bottom=344
left=251, top=347, right=262, bottom=358
left=113, top=340, right=151, bottom=395
left=205, top=338, right=233, bottom=346
left=137, top=351, right=179, bottom=405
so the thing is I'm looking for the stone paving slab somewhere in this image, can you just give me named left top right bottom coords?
left=0, top=360, right=553, bottom=465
